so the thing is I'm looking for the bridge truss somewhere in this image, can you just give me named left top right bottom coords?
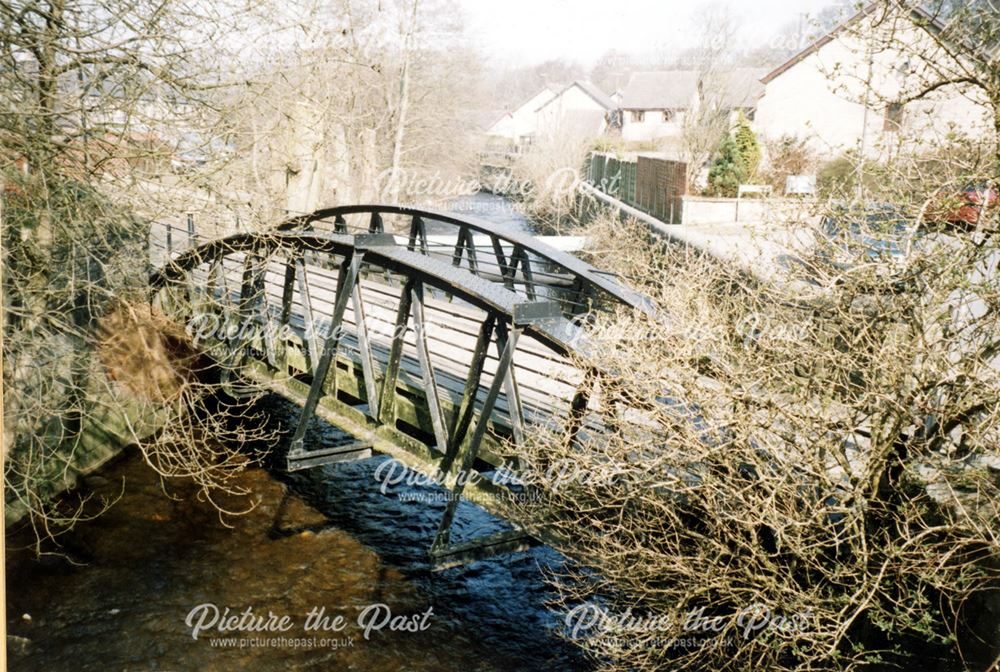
left=149, top=206, right=654, bottom=569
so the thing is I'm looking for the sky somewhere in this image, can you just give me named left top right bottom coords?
left=459, top=0, right=842, bottom=67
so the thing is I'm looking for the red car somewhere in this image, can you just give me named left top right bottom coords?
left=922, top=180, right=997, bottom=229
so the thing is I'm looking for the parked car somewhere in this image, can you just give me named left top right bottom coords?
left=820, top=203, right=917, bottom=260
left=808, top=204, right=921, bottom=287
left=921, top=180, right=997, bottom=230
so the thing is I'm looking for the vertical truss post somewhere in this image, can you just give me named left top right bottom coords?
left=240, top=252, right=278, bottom=368
left=452, top=225, right=466, bottom=267
left=219, top=252, right=255, bottom=389
left=334, top=214, right=348, bottom=233
left=239, top=253, right=256, bottom=313
left=294, top=256, right=321, bottom=374
left=233, top=252, right=260, bottom=368
left=513, top=245, right=537, bottom=301
left=407, top=215, right=429, bottom=254
left=452, top=225, right=479, bottom=275
left=490, top=234, right=513, bottom=290
left=182, top=268, right=199, bottom=318
left=257, top=266, right=278, bottom=368
left=465, top=228, right=479, bottom=275
left=431, top=322, right=520, bottom=553
left=208, top=258, right=223, bottom=300
left=185, top=266, right=201, bottom=316
left=277, top=254, right=297, bottom=369
left=568, top=275, right=588, bottom=316
left=442, top=315, right=496, bottom=471
left=207, top=258, right=231, bottom=340
left=565, top=367, right=598, bottom=448
left=494, top=320, right=524, bottom=448
left=367, top=213, right=394, bottom=285
left=503, top=244, right=536, bottom=301
left=350, top=271, right=380, bottom=419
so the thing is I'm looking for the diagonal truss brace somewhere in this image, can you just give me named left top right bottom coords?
left=430, top=321, right=521, bottom=557
left=287, top=249, right=364, bottom=456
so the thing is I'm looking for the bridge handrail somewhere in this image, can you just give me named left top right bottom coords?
left=274, top=204, right=657, bottom=317
left=150, top=230, right=583, bottom=356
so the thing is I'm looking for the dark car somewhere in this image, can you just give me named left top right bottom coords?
left=819, top=203, right=917, bottom=263
left=800, top=204, right=922, bottom=289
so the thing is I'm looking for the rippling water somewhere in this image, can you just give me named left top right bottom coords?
left=5, top=394, right=588, bottom=671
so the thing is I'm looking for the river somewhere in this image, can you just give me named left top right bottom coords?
left=4, top=193, right=590, bottom=672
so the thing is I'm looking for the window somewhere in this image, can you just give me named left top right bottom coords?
left=662, top=109, right=675, bottom=123
left=631, top=110, right=645, bottom=123
left=884, top=103, right=904, bottom=131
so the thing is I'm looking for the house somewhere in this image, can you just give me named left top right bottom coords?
left=713, top=68, right=768, bottom=121
left=619, top=69, right=766, bottom=144
left=484, top=87, right=558, bottom=152
left=753, top=3, right=992, bottom=157
left=534, top=80, right=617, bottom=138
left=619, top=71, right=699, bottom=143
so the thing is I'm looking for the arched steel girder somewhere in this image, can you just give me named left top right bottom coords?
left=151, top=230, right=579, bottom=355
left=151, top=229, right=621, bottom=568
left=275, top=203, right=656, bottom=318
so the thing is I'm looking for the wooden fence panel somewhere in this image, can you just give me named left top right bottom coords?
left=588, top=153, right=685, bottom=223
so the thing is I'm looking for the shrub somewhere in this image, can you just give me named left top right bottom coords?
left=707, top=112, right=760, bottom=197
left=512, top=202, right=1000, bottom=671
left=759, top=134, right=816, bottom=193
left=817, top=154, right=860, bottom=198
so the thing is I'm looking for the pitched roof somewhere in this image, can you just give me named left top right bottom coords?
left=485, top=86, right=558, bottom=131
left=574, top=80, right=617, bottom=110
left=515, top=86, right=558, bottom=112
left=760, top=2, right=945, bottom=84
left=716, top=68, right=768, bottom=107
left=620, top=71, right=699, bottom=110
left=536, top=80, right=616, bottom=112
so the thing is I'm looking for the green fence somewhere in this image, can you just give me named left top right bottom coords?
left=587, top=153, right=685, bottom=224
left=589, top=154, right=635, bottom=205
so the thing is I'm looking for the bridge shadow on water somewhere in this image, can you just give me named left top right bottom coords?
left=249, top=392, right=591, bottom=672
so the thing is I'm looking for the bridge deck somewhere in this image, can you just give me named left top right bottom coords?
left=148, top=225, right=609, bottom=460
left=205, top=255, right=585, bottom=428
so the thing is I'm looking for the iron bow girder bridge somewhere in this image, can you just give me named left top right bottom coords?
left=148, top=204, right=655, bottom=570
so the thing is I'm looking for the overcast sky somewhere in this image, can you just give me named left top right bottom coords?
left=459, top=0, right=841, bottom=67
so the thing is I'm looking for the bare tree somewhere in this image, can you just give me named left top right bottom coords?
left=496, top=15, right=1000, bottom=663
left=385, top=0, right=420, bottom=204
left=216, top=0, right=477, bottom=214
left=680, top=5, right=740, bottom=190
left=2, top=0, right=492, bottom=542
left=508, top=183, right=999, bottom=669
left=590, top=49, right=632, bottom=97
left=2, top=0, right=221, bottom=532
